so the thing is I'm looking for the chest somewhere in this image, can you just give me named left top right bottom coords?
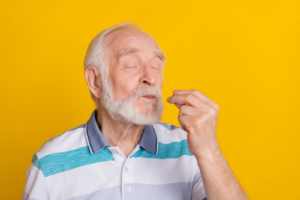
left=45, top=148, right=197, bottom=200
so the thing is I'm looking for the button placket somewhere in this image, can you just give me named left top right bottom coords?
left=122, top=146, right=139, bottom=199
left=122, top=158, right=133, bottom=198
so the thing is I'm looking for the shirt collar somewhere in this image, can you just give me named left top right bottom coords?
left=85, top=109, right=157, bottom=155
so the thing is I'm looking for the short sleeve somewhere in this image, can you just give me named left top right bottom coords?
left=192, top=171, right=207, bottom=200
left=22, top=154, right=50, bottom=200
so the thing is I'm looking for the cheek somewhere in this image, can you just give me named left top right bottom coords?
left=156, top=73, right=164, bottom=88
left=111, top=76, right=140, bottom=99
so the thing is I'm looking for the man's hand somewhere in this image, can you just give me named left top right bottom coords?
left=167, top=89, right=221, bottom=160
left=167, top=89, right=248, bottom=199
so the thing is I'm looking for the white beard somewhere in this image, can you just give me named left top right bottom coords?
left=100, top=76, right=164, bottom=125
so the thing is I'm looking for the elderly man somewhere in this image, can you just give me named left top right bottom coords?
left=23, top=22, right=248, bottom=200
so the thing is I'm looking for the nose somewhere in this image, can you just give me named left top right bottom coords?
left=139, top=65, right=156, bottom=86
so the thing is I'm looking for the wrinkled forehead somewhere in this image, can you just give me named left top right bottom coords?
left=103, top=29, right=164, bottom=61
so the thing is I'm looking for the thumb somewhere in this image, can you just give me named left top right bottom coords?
left=175, top=103, right=184, bottom=109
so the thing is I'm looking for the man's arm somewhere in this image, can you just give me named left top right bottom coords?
left=167, top=89, right=248, bottom=200
left=196, top=147, right=248, bottom=199
left=23, top=154, right=50, bottom=200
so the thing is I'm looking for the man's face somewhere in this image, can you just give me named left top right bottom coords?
left=101, top=28, right=165, bottom=124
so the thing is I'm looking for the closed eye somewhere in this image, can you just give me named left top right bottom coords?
left=126, top=65, right=137, bottom=68
left=151, top=65, right=162, bottom=70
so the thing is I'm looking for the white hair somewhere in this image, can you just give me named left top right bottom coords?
left=83, top=22, right=164, bottom=124
left=101, top=76, right=164, bottom=124
left=83, top=22, right=140, bottom=106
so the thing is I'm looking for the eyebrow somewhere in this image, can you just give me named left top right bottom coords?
left=117, top=47, right=166, bottom=62
left=117, top=47, right=140, bottom=61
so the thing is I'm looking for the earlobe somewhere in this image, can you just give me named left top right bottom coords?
left=85, top=67, right=103, bottom=99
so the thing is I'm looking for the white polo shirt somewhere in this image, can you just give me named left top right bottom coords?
left=23, top=109, right=207, bottom=200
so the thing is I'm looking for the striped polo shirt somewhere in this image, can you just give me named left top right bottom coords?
left=23, top=109, right=207, bottom=200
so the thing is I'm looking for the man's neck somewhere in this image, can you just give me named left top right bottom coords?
left=96, top=108, right=145, bottom=157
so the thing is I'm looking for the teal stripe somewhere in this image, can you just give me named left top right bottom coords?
left=38, top=146, right=114, bottom=177
left=131, top=139, right=193, bottom=159
left=32, top=153, right=41, bottom=169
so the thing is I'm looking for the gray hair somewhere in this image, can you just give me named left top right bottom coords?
left=83, top=22, right=140, bottom=107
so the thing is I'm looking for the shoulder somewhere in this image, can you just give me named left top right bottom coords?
left=34, top=124, right=87, bottom=159
left=153, top=122, right=187, bottom=143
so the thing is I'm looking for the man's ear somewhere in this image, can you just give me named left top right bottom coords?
left=85, top=67, right=103, bottom=99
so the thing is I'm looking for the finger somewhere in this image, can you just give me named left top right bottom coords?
left=174, top=103, right=183, bottom=109
left=178, top=114, right=189, bottom=132
left=179, top=105, right=204, bottom=116
left=178, top=115, right=194, bottom=133
left=173, top=90, right=219, bottom=110
left=174, top=90, right=210, bottom=103
left=167, top=93, right=207, bottom=109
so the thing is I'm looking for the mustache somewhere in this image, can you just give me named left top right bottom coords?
left=131, top=84, right=162, bottom=100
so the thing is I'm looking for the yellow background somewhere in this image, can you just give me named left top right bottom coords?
left=1, top=0, right=299, bottom=199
